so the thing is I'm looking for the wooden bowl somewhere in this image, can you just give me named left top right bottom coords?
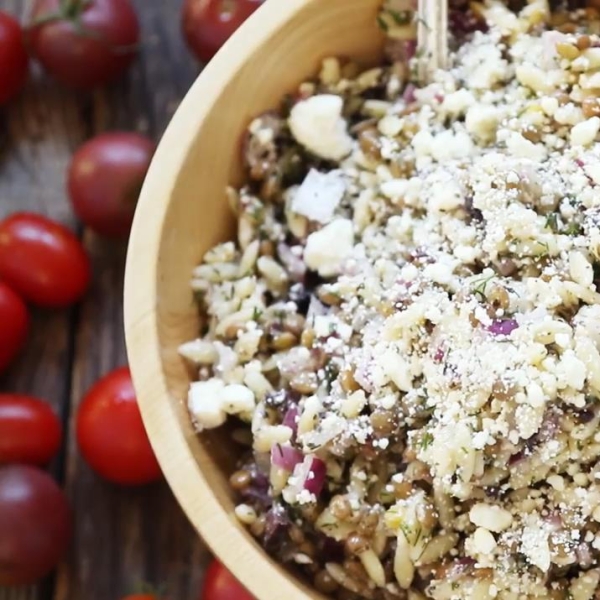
left=124, top=1, right=384, bottom=597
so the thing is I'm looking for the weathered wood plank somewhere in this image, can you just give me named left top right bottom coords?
left=0, top=1, right=89, bottom=599
left=52, top=1, right=211, bottom=599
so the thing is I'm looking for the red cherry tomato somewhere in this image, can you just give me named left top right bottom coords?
left=76, top=367, right=161, bottom=486
left=0, top=395, right=62, bottom=466
left=0, top=213, right=90, bottom=308
left=68, top=132, right=155, bottom=238
left=0, top=282, right=29, bottom=373
left=0, top=465, right=71, bottom=586
left=0, top=11, right=28, bottom=104
left=182, top=0, right=263, bottom=64
left=27, top=0, right=139, bottom=89
left=202, top=560, right=255, bottom=600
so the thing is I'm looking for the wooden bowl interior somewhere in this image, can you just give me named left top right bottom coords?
left=125, top=0, right=384, bottom=597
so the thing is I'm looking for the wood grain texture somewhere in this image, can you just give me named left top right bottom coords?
left=0, top=1, right=210, bottom=599
left=124, top=2, right=384, bottom=600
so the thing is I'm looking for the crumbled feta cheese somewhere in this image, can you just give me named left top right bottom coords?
left=221, top=384, right=256, bottom=414
left=188, top=379, right=227, bottom=430
left=465, top=104, right=500, bottom=142
left=469, top=503, right=513, bottom=532
left=472, top=527, right=497, bottom=554
left=304, top=219, right=354, bottom=276
left=292, top=169, right=346, bottom=224
left=289, top=94, right=353, bottom=160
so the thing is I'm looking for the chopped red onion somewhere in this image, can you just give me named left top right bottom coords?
left=290, top=455, right=327, bottom=496
left=508, top=450, right=525, bottom=465
left=241, top=469, right=272, bottom=508
left=271, top=444, right=304, bottom=471
left=402, top=40, right=417, bottom=61
left=403, top=83, right=417, bottom=104
left=451, top=557, right=476, bottom=576
left=543, top=512, right=563, bottom=530
left=282, top=406, right=299, bottom=433
left=487, top=318, right=518, bottom=336
left=302, top=456, right=327, bottom=495
left=263, top=504, right=290, bottom=549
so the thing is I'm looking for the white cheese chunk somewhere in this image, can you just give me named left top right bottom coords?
left=221, top=384, right=256, bottom=414
left=469, top=503, right=513, bottom=532
left=188, top=379, right=227, bottom=430
left=289, top=94, right=353, bottom=161
left=304, top=219, right=354, bottom=277
left=291, top=169, right=346, bottom=223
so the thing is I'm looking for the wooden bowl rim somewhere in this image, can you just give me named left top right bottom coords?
left=124, top=1, right=323, bottom=599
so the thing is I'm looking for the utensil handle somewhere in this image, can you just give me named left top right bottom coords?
left=417, top=0, right=448, bottom=83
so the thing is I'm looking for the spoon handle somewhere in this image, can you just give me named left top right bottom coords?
left=417, top=0, right=448, bottom=83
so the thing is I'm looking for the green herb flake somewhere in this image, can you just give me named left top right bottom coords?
left=544, top=212, right=559, bottom=232
left=535, top=240, right=550, bottom=256
left=472, top=274, right=494, bottom=301
left=389, top=9, right=412, bottom=25
left=376, top=14, right=389, bottom=31
left=564, top=222, right=582, bottom=236
left=421, top=432, right=434, bottom=451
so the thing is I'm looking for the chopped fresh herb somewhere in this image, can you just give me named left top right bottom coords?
left=535, top=241, right=550, bottom=256
left=377, top=14, right=389, bottom=31
left=389, top=9, right=412, bottom=25
left=451, top=582, right=460, bottom=590
left=323, top=362, right=340, bottom=390
left=472, top=274, right=495, bottom=301
left=564, top=221, right=582, bottom=236
left=274, top=310, right=287, bottom=327
left=252, top=307, right=263, bottom=321
left=379, top=489, right=396, bottom=505
left=249, top=202, right=265, bottom=222
left=399, top=522, right=412, bottom=539
left=421, top=432, right=434, bottom=450
left=544, top=212, right=559, bottom=232
left=413, top=524, right=423, bottom=546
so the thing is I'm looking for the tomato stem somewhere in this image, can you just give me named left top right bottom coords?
left=29, top=0, right=90, bottom=28
left=59, top=0, right=89, bottom=19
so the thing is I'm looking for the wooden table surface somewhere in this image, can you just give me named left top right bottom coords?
left=0, top=1, right=212, bottom=599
